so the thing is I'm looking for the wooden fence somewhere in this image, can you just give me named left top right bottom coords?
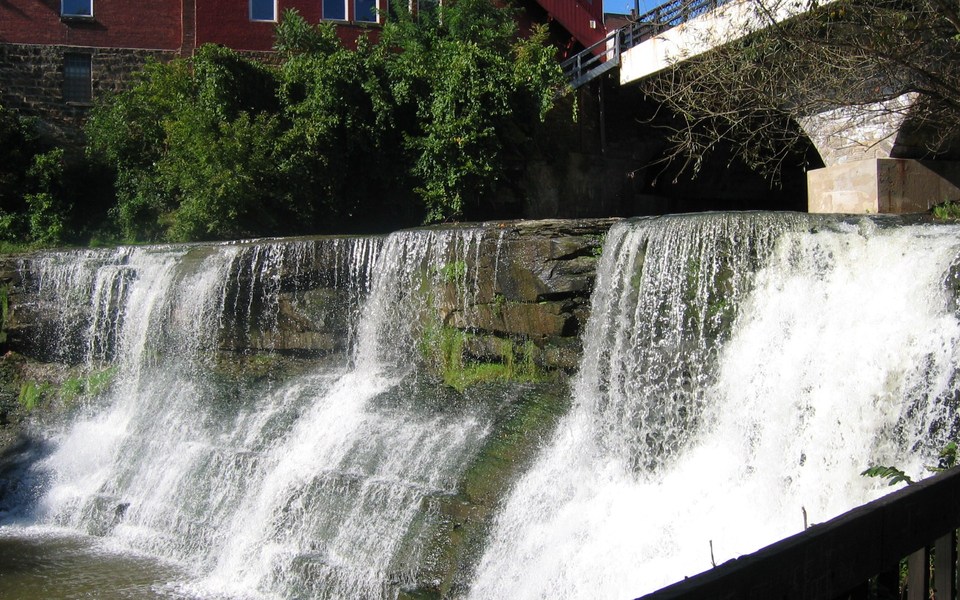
left=635, top=466, right=960, bottom=600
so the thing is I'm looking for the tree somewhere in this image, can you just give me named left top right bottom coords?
left=636, top=0, right=960, bottom=182
left=86, top=45, right=297, bottom=242
left=273, top=15, right=415, bottom=229
left=0, top=105, right=73, bottom=247
left=378, top=0, right=565, bottom=221
left=85, top=3, right=566, bottom=243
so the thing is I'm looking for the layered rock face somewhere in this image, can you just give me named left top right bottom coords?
left=0, top=219, right=619, bottom=596
left=0, top=218, right=618, bottom=374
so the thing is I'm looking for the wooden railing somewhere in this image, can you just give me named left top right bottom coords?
left=634, top=465, right=960, bottom=600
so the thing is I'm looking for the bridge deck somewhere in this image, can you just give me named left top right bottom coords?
left=561, top=0, right=732, bottom=87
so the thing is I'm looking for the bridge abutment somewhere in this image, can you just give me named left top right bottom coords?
left=808, top=158, right=960, bottom=214
left=801, top=93, right=960, bottom=214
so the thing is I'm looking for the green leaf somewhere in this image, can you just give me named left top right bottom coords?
left=861, top=465, right=914, bottom=486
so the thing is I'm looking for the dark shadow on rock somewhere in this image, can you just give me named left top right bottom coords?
left=0, top=431, right=55, bottom=523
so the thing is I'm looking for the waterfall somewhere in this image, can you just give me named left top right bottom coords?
left=5, top=214, right=960, bottom=599
left=5, top=230, right=495, bottom=599
left=468, top=214, right=960, bottom=598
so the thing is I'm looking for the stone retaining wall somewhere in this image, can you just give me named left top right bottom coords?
left=0, top=43, right=176, bottom=144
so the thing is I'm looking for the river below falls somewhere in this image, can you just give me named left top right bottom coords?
left=0, top=527, right=192, bottom=599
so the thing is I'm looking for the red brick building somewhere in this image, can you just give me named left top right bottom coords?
left=0, top=0, right=607, bottom=140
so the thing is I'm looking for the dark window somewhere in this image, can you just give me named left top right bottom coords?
left=250, top=0, right=276, bottom=21
left=324, top=0, right=346, bottom=20
left=61, top=0, right=92, bottom=17
left=355, top=0, right=377, bottom=22
left=63, top=54, right=92, bottom=103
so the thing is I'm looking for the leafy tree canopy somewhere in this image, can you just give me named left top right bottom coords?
left=0, top=105, right=74, bottom=249
left=84, top=1, right=565, bottom=243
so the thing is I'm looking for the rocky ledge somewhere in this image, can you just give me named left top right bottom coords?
left=0, top=218, right=619, bottom=379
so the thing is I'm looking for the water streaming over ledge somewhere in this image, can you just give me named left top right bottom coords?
left=469, top=214, right=960, bottom=598
left=2, top=230, right=498, bottom=599
left=1, top=214, right=960, bottom=598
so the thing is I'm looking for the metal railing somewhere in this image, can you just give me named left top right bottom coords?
left=561, top=0, right=734, bottom=88
left=560, top=29, right=622, bottom=88
left=626, top=0, right=729, bottom=44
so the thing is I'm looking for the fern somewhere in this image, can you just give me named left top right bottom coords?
left=860, top=465, right=914, bottom=487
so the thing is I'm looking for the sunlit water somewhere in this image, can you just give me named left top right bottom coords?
left=469, top=214, right=960, bottom=598
left=1, top=231, right=495, bottom=599
left=0, top=527, right=188, bottom=599
left=2, top=214, right=960, bottom=598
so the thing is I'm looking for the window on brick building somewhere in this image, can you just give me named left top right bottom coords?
left=399, top=0, right=438, bottom=18
left=323, top=0, right=346, bottom=20
left=61, top=0, right=92, bottom=17
left=63, top=53, right=92, bottom=103
left=250, top=0, right=276, bottom=21
left=355, top=0, right=377, bottom=22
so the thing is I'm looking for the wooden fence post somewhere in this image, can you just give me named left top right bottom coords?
left=934, top=531, right=956, bottom=599
left=908, top=547, right=930, bottom=600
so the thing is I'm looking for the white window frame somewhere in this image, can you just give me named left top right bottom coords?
left=323, top=0, right=348, bottom=21
left=61, top=0, right=93, bottom=18
left=249, top=0, right=277, bottom=22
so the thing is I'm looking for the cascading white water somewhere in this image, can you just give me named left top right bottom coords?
left=9, top=214, right=960, bottom=599
left=6, top=230, right=494, bottom=599
left=469, top=214, right=960, bottom=599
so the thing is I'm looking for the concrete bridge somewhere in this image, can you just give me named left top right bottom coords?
left=567, top=0, right=960, bottom=214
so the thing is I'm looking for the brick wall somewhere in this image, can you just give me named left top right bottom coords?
left=0, top=0, right=182, bottom=50
left=0, top=43, right=177, bottom=144
left=196, top=0, right=385, bottom=51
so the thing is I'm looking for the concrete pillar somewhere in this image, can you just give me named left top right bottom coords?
left=808, top=158, right=960, bottom=214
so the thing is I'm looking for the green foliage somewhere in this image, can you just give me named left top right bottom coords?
left=59, top=366, right=117, bottom=403
left=862, top=440, right=960, bottom=487
left=590, top=234, right=606, bottom=257
left=0, top=106, right=43, bottom=237
left=84, top=4, right=564, bottom=242
left=436, top=260, right=467, bottom=283
left=860, top=465, right=915, bottom=486
left=18, top=381, right=50, bottom=411
left=0, top=105, right=78, bottom=248
left=421, top=323, right=540, bottom=391
left=86, top=366, right=117, bottom=396
left=275, top=15, right=409, bottom=228
left=59, top=377, right=84, bottom=403
left=931, top=441, right=958, bottom=472
left=933, top=201, right=960, bottom=221
left=380, top=0, right=564, bottom=222
left=24, top=148, right=70, bottom=246
left=17, top=366, right=116, bottom=412
left=86, top=47, right=297, bottom=242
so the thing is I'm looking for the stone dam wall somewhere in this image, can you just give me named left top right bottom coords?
left=0, top=218, right=619, bottom=375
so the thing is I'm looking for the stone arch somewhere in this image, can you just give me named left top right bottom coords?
left=796, top=92, right=919, bottom=168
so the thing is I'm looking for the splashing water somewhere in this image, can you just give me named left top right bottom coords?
left=468, top=214, right=960, bottom=599
left=5, top=230, right=494, bottom=599
left=6, top=214, right=960, bottom=599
